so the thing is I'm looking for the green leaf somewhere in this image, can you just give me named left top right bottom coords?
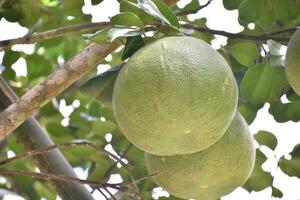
left=243, top=150, right=273, bottom=191
left=238, top=0, right=260, bottom=24
left=237, top=0, right=275, bottom=28
left=273, top=0, right=300, bottom=21
left=88, top=101, right=102, bottom=117
left=108, top=26, right=142, bottom=42
left=92, top=120, right=116, bottom=137
left=91, top=0, right=104, bottom=5
left=240, top=64, right=289, bottom=104
left=223, top=0, right=244, bottom=10
left=120, top=0, right=157, bottom=24
left=34, top=182, right=55, bottom=200
left=138, top=0, right=179, bottom=28
left=272, top=186, right=283, bottom=198
left=80, top=64, right=124, bottom=105
left=230, top=42, right=258, bottom=67
left=83, top=28, right=110, bottom=44
left=180, top=0, right=199, bottom=12
left=238, top=103, right=263, bottom=124
left=88, top=159, right=112, bottom=181
left=153, top=0, right=179, bottom=28
left=26, top=54, right=53, bottom=80
left=111, top=12, right=144, bottom=28
left=122, top=35, right=144, bottom=60
left=279, top=144, right=300, bottom=178
left=254, top=131, right=278, bottom=150
left=269, top=100, right=300, bottom=123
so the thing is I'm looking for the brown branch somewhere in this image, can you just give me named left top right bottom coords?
left=0, top=141, right=129, bottom=170
left=176, top=0, right=213, bottom=16
left=0, top=22, right=111, bottom=48
left=0, top=0, right=180, bottom=139
left=0, top=168, right=126, bottom=191
left=267, top=27, right=297, bottom=36
left=0, top=77, right=95, bottom=200
left=102, top=144, right=133, bottom=180
left=181, top=23, right=290, bottom=43
left=0, top=0, right=179, bottom=48
left=0, top=41, right=121, bottom=139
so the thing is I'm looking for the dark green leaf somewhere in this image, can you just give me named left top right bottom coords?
left=240, top=64, right=289, bottom=104
left=273, top=0, right=300, bottom=21
left=180, top=0, right=199, bottom=12
left=238, top=103, right=263, bottom=124
left=80, top=64, right=124, bottom=105
left=279, top=144, right=300, bottom=178
left=91, top=0, right=104, bottom=5
left=122, top=35, right=144, bottom=60
left=254, top=131, right=278, bottom=150
left=223, top=0, right=244, bottom=10
left=243, top=150, right=273, bottom=191
left=272, top=186, right=283, bottom=198
left=111, top=12, right=144, bottom=28
left=269, top=100, right=300, bottom=122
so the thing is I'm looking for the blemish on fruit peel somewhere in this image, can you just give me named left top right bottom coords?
left=200, top=185, right=209, bottom=188
left=184, top=129, right=191, bottom=134
left=222, top=77, right=229, bottom=91
left=161, top=157, right=166, bottom=162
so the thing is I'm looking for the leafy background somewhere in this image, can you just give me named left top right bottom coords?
left=0, top=0, right=300, bottom=199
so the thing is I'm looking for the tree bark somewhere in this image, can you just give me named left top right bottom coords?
left=0, top=77, right=95, bottom=200
left=0, top=41, right=121, bottom=139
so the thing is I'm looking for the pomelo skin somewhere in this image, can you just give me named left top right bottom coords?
left=145, top=113, right=256, bottom=200
left=113, top=36, right=238, bottom=156
left=285, top=29, right=300, bottom=95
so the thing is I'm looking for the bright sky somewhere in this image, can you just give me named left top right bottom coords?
left=1, top=0, right=300, bottom=200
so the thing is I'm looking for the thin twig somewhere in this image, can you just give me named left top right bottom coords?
left=176, top=0, right=213, bottom=16
left=103, top=188, right=117, bottom=200
left=0, top=22, right=111, bottom=48
left=0, top=141, right=129, bottom=170
left=102, top=144, right=132, bottom=180
left=267, top=27, right=297, bottom=36
left=181, top=23, right=290, bottom=43
left=98, top=188, right=110, bottom=200
left=0, top=168, right=126, bottom=191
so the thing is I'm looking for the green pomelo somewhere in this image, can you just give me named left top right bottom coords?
left=145, top=113, right=256, bottom=200
left=113, top=36, right=238, bottom=156
left=285, top=29, right=300, bottom=95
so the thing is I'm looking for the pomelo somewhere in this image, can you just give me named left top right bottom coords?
left=145, top=113, right=256, bottom=200
left=113, top=36, right=238, bottom=155
left=285, top=29, right=300, bottom=95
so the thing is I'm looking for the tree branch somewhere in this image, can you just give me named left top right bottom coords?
left=181, top=23, right=291, bottom=43
left=0, top=0, right=180, bottom=48
left=0, top=22, right=111, bottom=48
left=0, top=141, right=129, bottom=170
left=0, top=168, right=126, bottom=191
left=0, top=41, right=121, bottom=139
left=0, top=77, right=95, bottom=200
left=176, top=0, right=213, bottom=16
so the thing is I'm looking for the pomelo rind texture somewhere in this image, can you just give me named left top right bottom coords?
left=145, top=113, right=256, bottom=200
left=113, top=36, right=238, bottom=156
